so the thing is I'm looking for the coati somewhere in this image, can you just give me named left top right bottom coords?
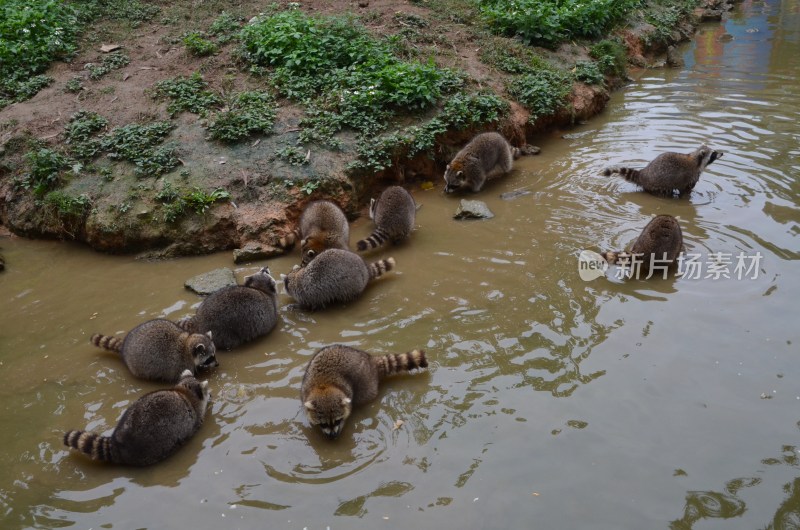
left=301, top=345, right=428, bottom=439
left=63, top=370, right=210, bottom=466
left=356, top=186, right=416, bottom=251
left=603, top=214, right=684, bottom=276
left=602, top=145, right=723, bottom=195
left=298, top=200, right=350, bottom=266
left=177, top=267, right=278, bottom=351
left=91, top=318, right=217, bottom=383
left=283, top=248, right=394, bottom=310
left=443, top=132, right=521, bottom=193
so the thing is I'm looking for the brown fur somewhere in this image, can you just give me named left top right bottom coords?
left=602, top=145, right=722, bottom=195
left=284, top=249, right=395, bottom=310
left=443, top=132, right=521, bottom=193
left=299, top=200, right=350, bottom=266
left=63, top=370, right=210, bottom=466
left=603, top=215, right=684, bottom=276
left=91, top=318, right=217, bottom=382
left=301, top=345, right=427, bottom=439
left=357, top=186, right=417, bottom=251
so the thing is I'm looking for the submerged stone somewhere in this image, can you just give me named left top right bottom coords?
left=454, top=200, right=494, bottom=220
left=232, top=242, right=283, bottom=264
left=185, top=267, right=236, bottom=295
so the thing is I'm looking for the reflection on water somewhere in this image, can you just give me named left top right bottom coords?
left=1, top=0, right=799, bottom=528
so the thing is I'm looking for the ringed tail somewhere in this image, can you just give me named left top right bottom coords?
left=90, top=333, right=122, bottom=353
left=63, top=430, right=115, bottom=462
left=357, top=228, right=390, bottom=251
left=603, top=166, right=642, bottom=185
left=368, top=257, right=395, bottom=280
left=375, top=349, right=428, bottom=378
left=175, top=316, right=196, bottom=333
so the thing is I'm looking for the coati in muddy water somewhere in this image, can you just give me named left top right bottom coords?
left=63, top=370, right=210, bottom=466
left=356, top=186, right=416, bottom=251
left=283, top=248, right=394, bottom=310
left=301, top=345, right=428, bottom=439
left=602, top=145, right=723, bottom=196
left=298, top=200, right=350, bottom=266
left=603, top=214, right=684, bottom=276
left=91, top=318, right=217, bottom=383
left=443, top=132, right=522, bottom=193
left=177, top=267, right=278, bottom=351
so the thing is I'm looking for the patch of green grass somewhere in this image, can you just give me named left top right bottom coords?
left=206, top=90, right=277, bottom=143
left=100, top=122, right=179, bottom=178
left=479, top=0, right=642, bottom=48
left=65, top=76, right=83, bottom=93
left=85, top=51, right=130, bottom=80
left=65, top=111, right=109, bottom=160
left=590, top=39, right=628, bottom=78
left=209, top=11, right=242, bottom=44
left=153, top=73, right=222, bottom=117
left=507, top=68, right=572, bottom=121
left=183, top=32, right=218, bottom=57
left=272, top=145, right=309, bottom=166
left=20, top=147, right=70, bottom=197
left=645, top=1, right=696, bottom=46
left=156, top=182, right=230, bottom=222
left=43, top=191, right=90, bottom=216
left=574, top=61, right=605, bottom=85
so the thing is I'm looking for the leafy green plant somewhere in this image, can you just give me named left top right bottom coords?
left=479, top=0, right=642, bottom=48
left=100, top=122, right=178, bottom=178
left=157, top=184, right=230, bottom=222
left=507, top=69, right=572, bottom=121
left=85, top=51, right=130, bottom=80
left=299, top=180, right=320, bottom=195
left=273, top=145, right=309, bottom=166
left=152, top=73, right=222, bottom=117
left=207, top=91, right=277, bottom=142
left=44, top=191, right=90, bottom=216
left=184, top=187, right=230, bottom=214
left=65, top=111, right=108, bottom=160
left=590, top=39, right=628, bottom=78
left=209, top=12, right=242, bottom=44
left=65, top=76, right=83, bottom=93
left=21, top=147, right=70, bottom=197
left=183, top=32, right=218, bottom=56
left=574, top=61, right=605, bottom=85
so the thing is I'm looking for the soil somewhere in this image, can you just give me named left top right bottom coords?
left=0, top=0, right=733, bottom=260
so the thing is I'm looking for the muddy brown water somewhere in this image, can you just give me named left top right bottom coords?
left=2, top=2, right=799, bottom=528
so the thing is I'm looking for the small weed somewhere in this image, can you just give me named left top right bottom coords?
left=65, top=77, right=83, bottom=93
left=101, top=122, right=179, bottom=178
left=209, top=12, right=242, bottom=44
left=273, top=146, right=309, bottom=166
left=185, top=187, right=231, bottom=214
left=153, top=73, right=222, bottom=117
left=21, top=147, right=70, bottom=197
left=183, top=32, right=218, bottom=57
left=65, top=111, right=108, bottom=160
left=85, top=52, right=130, bottom=80
left=44, top=191, right=90, bottom=216
left=207, top=90, right=277, bottom=143
left=299, top=180, right=320, bottom=195
left=157, top=183, right=230, bottom=222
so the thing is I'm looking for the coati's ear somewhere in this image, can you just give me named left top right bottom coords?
left=260, top=266, right=270, bottom=275
left=304, top=400, right=315, bottom=411
left=342, top=397, right=352, bottom=405
left=194, top=343, right=206, bottom=354
left=456, top=170, right=464, bottom=177
left=446, top=164, right=450, bottom=170
left=206, top=330, right=213, bottom=340
left=180, top=369, right=193, bottom=378
left=306, top=249, right=316, bottom=260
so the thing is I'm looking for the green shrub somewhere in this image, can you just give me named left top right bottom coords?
left=574, top=61, right=605, bottom=85
left=479, top=0, right=642, bottom=48
left=101, top=122, right=178, bottom=178
left=153, top=73, right=222, bottom=117
left=507, top=69, right=572, bottom=121
left=65, top=110, right=109, bottom=160
left=44, top=191, right=90, bottom=216
left=207, top=90, right=277, bottom=142
left=157, top=184, right=230, bottom=222
left=22, top=147, right=70, bottom=197
left=209, top=12, right=242, bottom=44
left=85, top=51, right=130, bottom=80
left=590, top=39, right=628, bottom=78
left=183, top=32, right=218, bottom=56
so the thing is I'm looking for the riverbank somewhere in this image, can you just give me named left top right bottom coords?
left=0, top=0, right=734, bottom=261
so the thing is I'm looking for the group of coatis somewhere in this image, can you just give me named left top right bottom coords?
left=63, top=131, right=722, bottom=466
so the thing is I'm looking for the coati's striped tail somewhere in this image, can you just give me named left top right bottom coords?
left=63, top=430, right=115, bottom=462
left=175, top=316, right=197, bottom=333
left=375, top=349, right=428, bottom=378
left=357, top=228, right=390, bottom=251
left=90, top=333, right=123, bottom=353
left=367, top=257, right=395, bottom=280
left=602, top=166, right=642, bottom=185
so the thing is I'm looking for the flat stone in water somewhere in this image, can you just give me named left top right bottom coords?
left=185, top=267, right=237, bottom=295
left=454, top=199, right=494, bottom=220
left=233, top=242, right=283, bottom=264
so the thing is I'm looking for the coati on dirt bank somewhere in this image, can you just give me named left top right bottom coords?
left=63, top=370, right=210, bottom=466
left=301, top=344, right=428, bottom=439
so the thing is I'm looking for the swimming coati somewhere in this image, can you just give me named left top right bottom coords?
left=177, top=267, right=278, bottom=351
left=603, top=215, right=684, bottom=276
left=91, top=318, right=217, bottom=383
left=298, top=200, right=350, bottom=266
left=301, top=345, right=428, bottom=439
left=283, top=249, right=394, bottom=310
left=443, top=132, right=521, bottom=193
left=63, top=370, right=210, bottom=466
left=356, top=186, right=416, bottom=251
left=602, top=145, right=723, bottom=195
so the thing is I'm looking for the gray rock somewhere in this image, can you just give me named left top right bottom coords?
left=232, top=242, right=283, bottom=264
left=185, top=267, right=236, bottom=295
left=454, top=200, right=494, bottom=220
